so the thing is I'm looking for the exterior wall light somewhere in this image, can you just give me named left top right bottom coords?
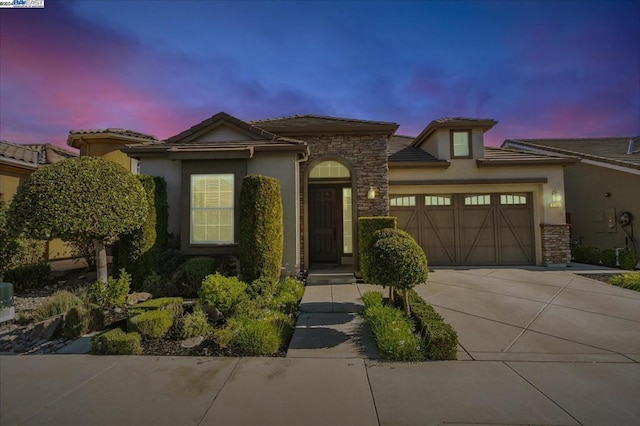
left=367, top=186, right=377, bottom=199
left=549, top=188, right=562, bottom=208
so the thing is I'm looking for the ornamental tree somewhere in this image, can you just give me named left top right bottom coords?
left=8, top=157, right=148, bottom=282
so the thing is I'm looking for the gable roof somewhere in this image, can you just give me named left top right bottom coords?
left=388, top=135, right=449, bottom=167
left=251, top=114, right=399, bottom=135
left=1, top=141, right=76, bottom=170
left=412, top=117, right=498, bottom=148
left=503, top=137, right=640, bottom=171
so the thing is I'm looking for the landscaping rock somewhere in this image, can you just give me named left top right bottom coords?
left=204, top=305, right=224, bottom=323
left=28, top=315, right=63, bottom=342
left=180, top=336, right=204, bottom=349
left=127, top=292, right=153, bottom=306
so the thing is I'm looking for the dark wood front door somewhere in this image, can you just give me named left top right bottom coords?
left=309, top=187, right=339, bottom=263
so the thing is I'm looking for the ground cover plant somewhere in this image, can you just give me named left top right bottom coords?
left=607, top=272, right=640, bottom=292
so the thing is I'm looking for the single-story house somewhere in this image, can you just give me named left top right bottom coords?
left=502, top=137, right=640, bottom=254
left=116, top=112, right=577, bottom=274
left=0, top=140, right=77, bottom=259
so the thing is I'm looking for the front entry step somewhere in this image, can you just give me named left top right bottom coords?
left=307, top=273, right=356, bottom=285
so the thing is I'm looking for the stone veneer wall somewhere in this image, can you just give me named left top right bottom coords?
left=298, top=134, right=390, bottom=269
left=540, top=224, right=571, bottom=265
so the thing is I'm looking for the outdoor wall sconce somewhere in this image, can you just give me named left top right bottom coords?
left=367, top=186, right=377, bottom=199
left=549, top=188, right=562, bottom=208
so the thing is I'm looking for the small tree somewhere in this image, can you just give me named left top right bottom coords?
left=368, top=234, right=428, bottom=317
left=8, top=157, right=148, bottom=282
left=238, top=175, right=283, bottom=283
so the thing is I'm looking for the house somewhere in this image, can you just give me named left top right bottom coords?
left=0, top=140, right=77, bottom=259
left=502, top=137, right=640, bottom=254
left=118, top=112, right=577, bottom=274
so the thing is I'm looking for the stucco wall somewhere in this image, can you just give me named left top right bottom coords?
left=419, top=129, right=485, bottom=160
left=564, top=162, right=640, bottom=250
left=82, top=141, right=135, bottom=171
left=0, top=167, right=27, bottom=200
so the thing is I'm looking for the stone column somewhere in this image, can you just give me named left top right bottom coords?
left=540, top=224, right=571, bottom=266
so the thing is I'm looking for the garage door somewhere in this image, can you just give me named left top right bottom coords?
left=390, top=193, right=535, bottom=266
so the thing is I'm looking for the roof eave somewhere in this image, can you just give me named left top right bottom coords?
left=476, top=158, right=580, bottom=167
left=258, top=124, right=399, bottom=136
left=388, top=161, right=451, bottom=169
left=412, top=119, right=498, bottom=148
left=67, top=132, right=157, bottom=149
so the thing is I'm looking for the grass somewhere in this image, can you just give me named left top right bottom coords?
left=31, top=290, right=84, bottom=322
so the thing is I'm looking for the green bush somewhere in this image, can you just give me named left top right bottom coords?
left=32, top=290, right=84, bottom=322
left=361, top=291, right=383, bottom=309
left=63, top=306, right=89, bottom=339
left=129, top=297, right=183, bottom=316
left=358, top=217, right=397, bottom=282
left=571, top=244, right=587, bottom=263
left=607, top=272, right=640, bottom=291
left=89, top=269, right=131, bottom=308
left=92, top=329, right=142, bottom=355
left=269, top=277, right=304, bottom=314
left=618, top=249, right=638, bottom=270
left=277, top=277, right=304, bottom=300
left=114, top=176, right=169, bottom=290
left=3, top=262, right=51, bottom=292
left=601, top=249, right=617, bottom=268
left=185, top=257, right=218, bottom=293
left=248, top=276, right=279, bottom=299
left=396, top=289, right=458, bottom=360
left=215, top=316, right=283, bottom=356
left=127, top=309, right=175, bottom=338
left=87, top=304, right=105, bottom=331
left=584, top=246, right=601, bottom=265
left=0, top=197, right=46, bottom=275
left=179, top=308, right=213, bottom=339
left=239, top=175, right=284, bottom=283
left=364, top=303, right=425, bottom=362
left=199, top=273, right=247, bottom=317
left=141, top=271, right=177, bottom=297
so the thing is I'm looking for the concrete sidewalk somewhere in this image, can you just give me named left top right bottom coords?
left=1, top=355, right=639, bottom=425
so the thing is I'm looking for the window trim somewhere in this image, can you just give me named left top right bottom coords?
left=190, top=173, right=235, bottom=245
left=450, top=129, right=473, bottom=159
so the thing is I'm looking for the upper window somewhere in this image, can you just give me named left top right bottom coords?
left=190, top=174, right=234, bottom=244
left=309, top=161, right=350, bottom=178
left=451, top=130, right=472, bottom=158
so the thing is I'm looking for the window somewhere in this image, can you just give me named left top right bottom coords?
left=390, top=196, right=416, bottom=207
left=309, top=161, right=350, bottom=178
left=451, top=130, right=472, bottom=158
left=464, top=194, right=491, bottom=205
left=500, top=194, right=528, bottom=205
left=342, top=188, right=353, bottom=254
left=425, top=195, right=452, bottom=206
left=190, top=174, right=234, bottom=244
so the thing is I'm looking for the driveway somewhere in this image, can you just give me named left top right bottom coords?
left=412, top=268, right=640, bottom=362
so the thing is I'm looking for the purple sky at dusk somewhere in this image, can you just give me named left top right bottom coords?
left=1, top=0, right=639, bottom=150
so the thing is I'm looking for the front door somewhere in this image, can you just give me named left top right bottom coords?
left=309, top=187, right=339, bottom=263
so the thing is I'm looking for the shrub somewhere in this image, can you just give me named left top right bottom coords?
left=364, top=303, right=424, bottom=362
left=618, top=249, right=638, bottom=270
left=571, top=244, right=587, bottom=263
left=369, top=233, right=428, bottom=316
left=3, top=262, right=51, bottom=292
left=179, top=308, right=213, bottom=339
left=361, top=291, right=383, bottom=309
left=141, top=271, right=177, bottom=297
left=92, top=329, right=142, bottom=355
left=62, top=306, right=89, bottom=339
left=185, top=257, right=218, bottom=292
left=239, top=175, right=284, bottom=283
left=69, top=238, right=96, bottom=271
left=269, top=277, right=304, bottom=314
left=358, top=216, right=397, bottom=282
left=601, top=249, right=617, bottom=268
left=127, top=309, right=174, bottom=338
left=130, top=297, right=184, bottom=316
left=32, top=290, right=83, bottom=322
left=0, top=197, right=46, bottom=275
left=248, top=276, right=279, bottom=299
left=89, top=269, right=131, bottom=308
left=215, top=316, right=283, bottom=356
left=395, top=289, right=458, bottom=360
left=87, top=304, right=105, bottom=331
left=199, top=273, right=247, bottom=317
left=584, top=246, right=601, bottom=265
left=607, top=272, right=640, bottom=291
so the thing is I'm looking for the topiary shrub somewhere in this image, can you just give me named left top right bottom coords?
left=114, top=176, right=169, bottom=290
left=618, top=249, right=638, bottom=270
left=89, top=269, right=131, bottom=308
left=3, top=262, right=51, bottom=293
left=92, top=329, right=142, bottom=355
left=32, top=290, right=84, bottom=322
left=239, top=175, right=284, bottom=283
left=63, top=306, right=89, bottom=339
left=129, top=297, right=183, bottom=317
left=584, top=246, right=601, bottom=265
left=369, top=233, right=428, bottom=316
left=127, top=309, right=175, bottom=338
left=358, top=216, right=397, bottom=282
left=607, top=272, right=640, bottom=291
left=199, top=273, right=247, bottom=318
left=600, top=249, right=617, bottom=268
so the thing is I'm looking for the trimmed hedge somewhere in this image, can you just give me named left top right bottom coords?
left=92, top=329, right=142, bottom=355
left=601, top=248, right=617, bottom=268
left=129, top=297, right=183, bottom=316
left=114, top=175, right=168, bottom=290
left=239, top=175, right=284, bottom=283
left=395, top=289, right=458, bottom=360
left=358, top=217, right=397, bottom=282
left=619, top=249, right=638, bottom=270
left=127, top=309, right=175, bottom=338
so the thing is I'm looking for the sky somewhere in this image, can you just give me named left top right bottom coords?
left=1, top=0, right=639, bottom=149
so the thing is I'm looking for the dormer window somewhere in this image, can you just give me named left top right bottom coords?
left=451, top=130, right=472, bottom=158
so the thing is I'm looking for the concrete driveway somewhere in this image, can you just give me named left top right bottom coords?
left=413, top=268, right=640, bottom=362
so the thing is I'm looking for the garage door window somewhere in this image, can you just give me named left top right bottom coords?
left=390, top=196, right=416, bottom=207
left=425, top=195, right=451, bottom=206
left=464, top=195, right=491, bottom=205
left=500, top=194, right=527, bottom=205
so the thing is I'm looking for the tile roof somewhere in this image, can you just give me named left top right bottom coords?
left=478, top=147, right=578, bottom=167
left=412, top=117, right=498, bottom=147
left=22, top=144, right=77, bottom=164
left=503, top=137, right=640, bottom=170
left=165, top=112, right=282, bottom=144
left=68, top=128, right=158, bottom=141
left=251, top=114, right=399, bottom=134
left=387, top=135, right=448, bottom=165
left=0, top=141, right=76, bottom=168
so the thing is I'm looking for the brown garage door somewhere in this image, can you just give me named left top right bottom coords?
left=390, top=193, right=535, bottom=266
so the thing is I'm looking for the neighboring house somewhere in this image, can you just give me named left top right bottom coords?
left=118, top=112, right=576, bottom=274
left=503, top=137, right=640, bottom=254
left=0, top=140, right=77, bottom=259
